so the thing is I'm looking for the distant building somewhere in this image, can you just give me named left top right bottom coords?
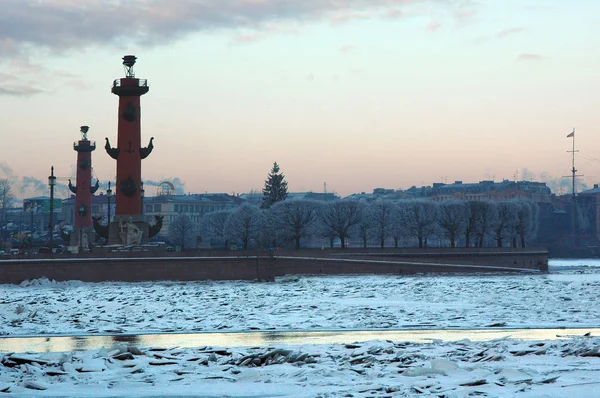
left=142, top=193, right=246, bottom=238
left=239, top=191, right=340, bottom=207
left=429, top=180, right=552, bottom=203
left=345, top=189, right=415, bottom=202
left=345, top=180, right=552, bottom=203
left=576, top=184, right=600, bottom=241
left=286, top=192, right=340, bottom=202
left=17, top=196, right=64, bottom=236
left=62, top=194, right=111, bottom=226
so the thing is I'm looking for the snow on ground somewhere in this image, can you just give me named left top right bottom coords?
left=1, top=261, right=599, bottom=336
left=1, top=335, right=600, bottom=397
left=0, top=259, right=599, bottom=396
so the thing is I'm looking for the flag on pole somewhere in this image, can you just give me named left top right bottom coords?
left=567, top=129, right=575, bottom=138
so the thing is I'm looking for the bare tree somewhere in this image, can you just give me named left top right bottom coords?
left=201, top=210, right=231, bottom=248
left=319, top=200, right=362, bottom=248
left=514, top=200, right=539, bottom=247
left=491, top=201, right=517, bottom=247
left=272, top=200, right=320, bottom=249
left=400, top=200, right=439, bottom=248
left=168, top=214, right=196, bottom=250
left=0, top=179, right=14, bottom=241
left=0, top=179, right=13, bottom=210
left=464, top=201, right=479, bottom=248
left=474, top=201, right=497, bottom=247
left=369, top=201, right=394, bottom=248
left=255, top=208, right=277, bottom=249
left=224, top=204, right=262, bottom=250
left=356, top=203, right=372, bottom=248
left=391, top=203, right=408, bottom=247
left=438, top=200, right=468, bottom=248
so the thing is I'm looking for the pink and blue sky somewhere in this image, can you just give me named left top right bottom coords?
left=1, top=0, right=599, bottom=199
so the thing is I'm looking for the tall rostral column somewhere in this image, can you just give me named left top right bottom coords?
left=69, top=126, right=100, bottom=250
left=105, top=55, right=157, bottom=245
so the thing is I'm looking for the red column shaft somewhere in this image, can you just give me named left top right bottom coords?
left=74, top=141, right=93, bottom=228
left=115, top=79, right=143, bottom=216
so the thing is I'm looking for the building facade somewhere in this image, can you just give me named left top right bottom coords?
left=142, top=193, right=246, bottom=238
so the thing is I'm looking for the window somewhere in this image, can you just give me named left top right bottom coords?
left=92, top=205, right=99, bottom=214
left=154, top=204, right=161, bottom=212
left=145, top=204, right=153, bottom=213
left=174, top=204, right=180, bottom=212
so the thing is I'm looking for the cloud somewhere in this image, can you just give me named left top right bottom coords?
left=20, top=176, right=47, bottom=197
left=384, top=9, right=404, bottom=19
left=0, top=57, right=84, bottom=96
left=0, top=163, right=17, bottom=180
left=518, top=53, right=544, bottom=61
left=496, top=26, right=525, bottom=39
left=340, top=45, right=358, bottom=54
left=427, top=21, right=442, bottom=32
left=143, top=178, right=186, bottom=195
left=0, top=0, right=450, bottom=58
left=329, top=11, right=373, bottom=24
left=0, top=85, right=45, bottom=96
left=518, top=168, right=588, bottom=195
left=1, top=0, right=472, bottom=93
left=453, top=9, right=477, bottom=26
left=0, top=162, right=187, bottom=201
left=230, top=32, right=267, bottom=44
left=475, top=26, right=525, bottom=43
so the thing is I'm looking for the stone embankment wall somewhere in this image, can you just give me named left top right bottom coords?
left=0, top=248, right=548, bottom=284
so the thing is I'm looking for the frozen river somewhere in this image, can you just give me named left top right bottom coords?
left=0, top=259, right=598, bottom=337
left=0, top=259, right=599, bottom=397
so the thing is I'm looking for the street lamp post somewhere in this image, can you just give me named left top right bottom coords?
left=30, top=205, right=34, bottom=239
left=78, top=204, right=86, bottom=253
left=48, top=166, right=56, bottom=252
left=141, top=182, right=145, bottom=216
left=106, top=182, right=112, bottom=242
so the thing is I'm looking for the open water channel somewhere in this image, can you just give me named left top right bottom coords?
left=0, top=328, right=598, bottom=354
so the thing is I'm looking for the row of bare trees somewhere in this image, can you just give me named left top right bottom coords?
left=0, top=179, right=15, bottom=242
left=183, top=198, right=538, bottom=250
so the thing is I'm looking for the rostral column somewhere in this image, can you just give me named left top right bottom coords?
left=69, top=126, right=100, bottom=249
left=105, top=55, right=159, bottom=244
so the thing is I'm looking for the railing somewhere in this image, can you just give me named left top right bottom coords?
left=113, top=79, right=148, bottom=87
left=73, top=141, right=96, bottom=150
left=73, top=141, right=96, bottom=148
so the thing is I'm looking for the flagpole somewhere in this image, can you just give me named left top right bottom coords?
left=571, top=128, right=576, bottom=199
left=563, top=128, right=582, bottom=247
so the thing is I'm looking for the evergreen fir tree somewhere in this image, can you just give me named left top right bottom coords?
left=262, top=162, right=288, bottom=209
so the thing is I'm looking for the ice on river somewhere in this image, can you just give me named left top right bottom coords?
left=0, top=259, right=599, bottom=396
left=1, top=335, right=599, bottom=397
left=0, top=260, right=599, bottom=336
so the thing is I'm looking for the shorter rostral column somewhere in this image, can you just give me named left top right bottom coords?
left=69, top=126, right=100, bottom=251
left=105, top=55, right=159, bottom=244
